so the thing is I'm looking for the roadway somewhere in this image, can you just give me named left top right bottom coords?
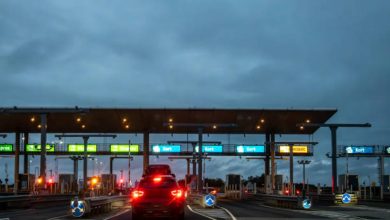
left=0, top=204, right=212, bottom=220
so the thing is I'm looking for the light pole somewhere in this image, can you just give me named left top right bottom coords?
left=297, top=160, right=311, bottom=198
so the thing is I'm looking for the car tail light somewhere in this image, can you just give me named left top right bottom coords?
left=171, top=189, right=183, bottom=198
left=153, top=177, right=162, bottom=183
left=132, top=190, right=144, bottom=199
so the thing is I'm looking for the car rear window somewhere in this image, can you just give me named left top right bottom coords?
left=139, top=177, right=177, bottom=188
left=146, top=166, right=171, bottom=175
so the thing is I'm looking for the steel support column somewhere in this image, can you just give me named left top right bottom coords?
left=380, top=155, right=384, bottom=200
left=192, top=143, right=197, bottom=176
left=14, top=132, right=20, bottom=194
left=23, top=133, right=29, bottom=174
left=72, top=157, right=79, bottom=193
left=197, top=129, right=203, bottom=192
left=289, top=144, right=294, bottom=196
left=83, top=136, right=89, bottom=191
left=40, top=114, right=47, bottom=185
left=330, top=126, right=338, bottom=194
left=265, top=133, right=270, bottom=176
left=143, top=132, right=149, bottom=174
left=270, top=133, right=275, bottom=191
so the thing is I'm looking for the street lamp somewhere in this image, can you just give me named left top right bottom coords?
left=297, top=160, right=311, bottom=198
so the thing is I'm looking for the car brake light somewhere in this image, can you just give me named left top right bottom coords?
left=171, top=189, right=183, bottom=198
left=132, top=190, right=144, bottom=199
left=153, top=177, right=162, bottom=183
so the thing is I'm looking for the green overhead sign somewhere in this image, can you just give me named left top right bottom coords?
left=26, top=144, right=55, bottom=152
left=68, top=144, right=97, bottom=152
left=110, top=144, right=139, bottom=153
left=0, top=144, right=13, bottom=152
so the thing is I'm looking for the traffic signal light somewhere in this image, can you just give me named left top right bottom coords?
left=119, top=178, right=124, bottom=184
left=48, top=178, right=53, bottom=184
left=37, top=177, right=43, bottom=184
left=91, top=177, right=98, bottom=185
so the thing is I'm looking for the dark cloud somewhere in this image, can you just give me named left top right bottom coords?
left=1, top=0, right=389, bottom=184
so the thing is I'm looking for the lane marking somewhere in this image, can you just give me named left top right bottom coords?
left=46, top=214, right=70, bottom=220
left=187, top=205, right=217, bottom=220
left=216, top=205, right=237, bottom=220
left=103, top=208, right=131, bottom=220
left=254, top=203, right=366, bottom=219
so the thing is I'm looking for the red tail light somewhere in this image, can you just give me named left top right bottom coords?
left=153, top=177, right=162, bottom=183
left=171, top=189, right=183, bottom=198
left=132, top=190, right=144, bottom=199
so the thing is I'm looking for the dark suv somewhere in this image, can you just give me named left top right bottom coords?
left=131, top=175, right=185, bottom=219
left=144, top=164, right=173, bottom=176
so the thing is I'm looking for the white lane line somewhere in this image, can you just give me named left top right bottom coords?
left=103, top=208, right=131, bottom=220
left=216, top=205, right=237, bottom=220
left=187, top=205, right=217, bottom=220
left=46, top=214, right=70, bottom=220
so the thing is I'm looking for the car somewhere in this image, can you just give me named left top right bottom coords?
left=131, top=175, right=185, bottom=219
left=144, top=164, right=173, bottom=176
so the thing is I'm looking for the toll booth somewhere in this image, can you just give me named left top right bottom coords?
left=59, top=174, right=74, bottom=194
left=18, top=174, right=35, bottom=192
left=101, top=174, right=116, bottom=193
left=383, top=175, right=390, bottom=192
left=339, top=174, right=359, bottom=192
left=275, top=175, right=283, bottom=191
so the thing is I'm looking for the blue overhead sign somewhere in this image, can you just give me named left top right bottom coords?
left=195, top=145, right=223, bottom=153
left=152, top=145, right=181, bottom=153
left=236, top=145, right=265, bottom=153
left=345, top=146, right=374, bottom=154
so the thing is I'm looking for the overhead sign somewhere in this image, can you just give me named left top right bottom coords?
left=68, top=144, right=97, bottom=153
left=236, top=145, right=265, bottom=153
left=345, top=146, right=374, bottom=154
left=152, top=145, right=181, bottom=153
left=195, top=145, right=223, bottom=153
left=26, top=144, right=55, bottom=152
left=386, top=146, right=390, bottom=154
left=0, top=144, right=13, bottom=152
left=110, top=144, right=139, bottom=153
left=279, top=145, right=308, bottom=154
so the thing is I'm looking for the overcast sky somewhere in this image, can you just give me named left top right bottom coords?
left=1, top=0, right=390, bottom=186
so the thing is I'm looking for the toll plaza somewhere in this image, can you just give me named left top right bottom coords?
left=0, top=107, right=337, bottom=194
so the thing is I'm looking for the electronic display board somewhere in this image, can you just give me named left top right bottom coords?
left=68, top=144, right=97, bottom=152
left=345, top=146, right=374, bottom=154
left=195, top=145, right=223, bottom=153
left=0, top=144, right=13, bottom=152
left=110, top=144, right=139, bottom=153
left=236, top=145, right=265, bottom=153
left=26, top=144, right=55, bottom=152
left=152, top=145, right=181, bottom=153
left=279, top=145, right=308, bottom=153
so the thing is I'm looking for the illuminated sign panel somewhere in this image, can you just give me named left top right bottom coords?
left=68, top=144, right=97, bottom=152
left=386, top=146, right=390, bottom=154
left=236, top=145, right=265, bottom=153
left=195, top=145, right=223, bottom=153
left=345, top=146, right=374, bottom=154
left=26, top=144, right=55, bottom=152
left=110, top=144, right=139, bottom=153
left=279, top=145, right=308, bottom=154
left=0, top=144, right=13, bottom=152
left=152, top=145, right=181, bottom=153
